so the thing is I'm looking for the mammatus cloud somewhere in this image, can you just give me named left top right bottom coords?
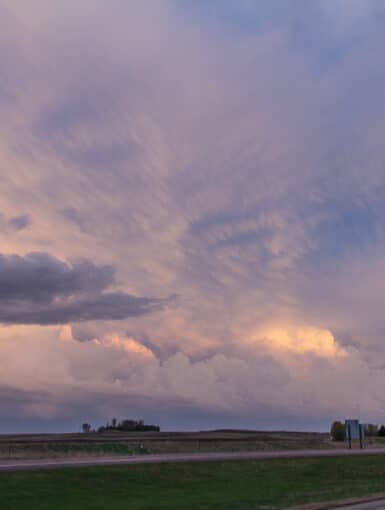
left=0, top=324, right=379, bottom=430
left=0, top=253, right=169, bottom=325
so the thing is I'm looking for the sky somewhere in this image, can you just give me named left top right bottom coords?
left=1, top=0, right=385, bottom=433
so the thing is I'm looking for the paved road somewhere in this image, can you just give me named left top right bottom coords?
left=1, top=447, right=385, bottom=472
left=333, top=500, right=385, bottom=509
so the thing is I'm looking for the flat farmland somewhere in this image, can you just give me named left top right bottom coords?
left=0, top=430, right=364, bottom=460
left=2, top=430, right=385, bottom=460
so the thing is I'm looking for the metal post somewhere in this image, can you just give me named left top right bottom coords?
left=359, top=424, right=364, bottom=449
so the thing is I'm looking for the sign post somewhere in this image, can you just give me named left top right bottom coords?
left=347, top=422, right=351, bottom=449
left=359, top=424, right=364, bottom=450
left=345, top=420, right=364, bottom=449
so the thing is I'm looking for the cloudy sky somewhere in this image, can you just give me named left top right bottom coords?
left=1, top=0, right=385, bottom=432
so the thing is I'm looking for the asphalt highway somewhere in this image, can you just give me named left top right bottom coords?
left=332, top=500, right=385, bottom=509
left=1, top=447, right=385, bottom=472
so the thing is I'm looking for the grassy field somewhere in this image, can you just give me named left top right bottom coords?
left=2, top=455, right=385, bottom=509
left=0, top=430, right=342, bottom=460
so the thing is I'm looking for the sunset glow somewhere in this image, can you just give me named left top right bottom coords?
left=1, top=0, right=385, bottom=432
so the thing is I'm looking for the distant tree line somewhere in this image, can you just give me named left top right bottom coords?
left=364, top=423, right=385, bottom=437
left=330, top=421, right=385, bottom=441
left=81, top=419, right=160, bottom=433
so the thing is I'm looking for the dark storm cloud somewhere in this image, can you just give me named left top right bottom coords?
left=0, top=253, right=114, bottom=301
left=0, top=253, right=167, bottom=325
left=8, top=215, right=31, bottom=231
left=0, top=293, right=165, bottom=325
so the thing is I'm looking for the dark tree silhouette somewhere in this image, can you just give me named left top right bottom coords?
left=330, top=421, right=345, bottom=441
left=82, top=423, right=91, bottom=433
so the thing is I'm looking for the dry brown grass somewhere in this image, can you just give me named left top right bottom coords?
left=0, top=430, right=345, bottom=460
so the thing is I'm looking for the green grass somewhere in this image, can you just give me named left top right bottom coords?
left=2, top=456, right=385, bottom=510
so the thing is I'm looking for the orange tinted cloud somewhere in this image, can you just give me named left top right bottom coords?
left=249, top=325, right=348, bottom=358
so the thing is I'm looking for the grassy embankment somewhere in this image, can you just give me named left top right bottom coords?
left=2, top=455, right=385, bottom=509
